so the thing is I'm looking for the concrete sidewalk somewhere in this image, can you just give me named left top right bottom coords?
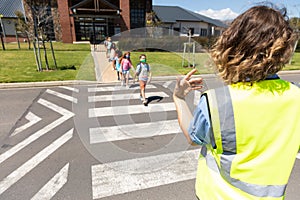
left=92, top=44, right=119, bottom=83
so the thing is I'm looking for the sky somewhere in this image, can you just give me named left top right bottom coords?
left=152, top=0, right=300, bottom=20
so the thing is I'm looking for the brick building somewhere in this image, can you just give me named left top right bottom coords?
left=0, top=0, right=152, bottom=43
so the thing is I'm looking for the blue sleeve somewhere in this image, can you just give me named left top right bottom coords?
left=188, top=95, right=212, bottom=145
left=136, top=64, right=141, bottom=74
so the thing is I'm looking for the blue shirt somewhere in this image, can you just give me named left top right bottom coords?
left=188, top=95, right=212, bottom=145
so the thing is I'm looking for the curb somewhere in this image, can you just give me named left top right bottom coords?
left=0, top=80, right=97, bottom=89
left=0, top=74, right=217, bottom=89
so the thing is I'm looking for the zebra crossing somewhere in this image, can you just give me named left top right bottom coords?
left=0, top=82, right=201, bottom=200
left=85, top=83, right=200, bottom=199
left=87, top=83, right=201, bottom=199
left=1, top=82, right=298, bottom=200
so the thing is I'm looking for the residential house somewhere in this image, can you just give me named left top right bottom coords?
left=153, top=5, right=227, bottom=37
left=0, top=0, right=25, bottom=42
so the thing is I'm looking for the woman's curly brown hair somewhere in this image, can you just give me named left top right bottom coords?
left=210, top=5, right=299, bottom=84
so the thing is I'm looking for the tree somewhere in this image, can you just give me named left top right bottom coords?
left=146, top=11, right=162, bottom=38
left=287, top=17, right=300, bottom=64
left=15, top=11, right=33, bottom=50
left=18, top=0, right=57, bottom=71
left=289, top=17, right=300, bottom=31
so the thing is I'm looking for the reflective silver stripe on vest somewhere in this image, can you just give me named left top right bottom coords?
left=206, top=86, right=286, bottom=198
left=214, top=87, right=236, bottom=153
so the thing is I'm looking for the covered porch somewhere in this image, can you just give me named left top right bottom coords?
left=70, top=0, right=121, bottom=43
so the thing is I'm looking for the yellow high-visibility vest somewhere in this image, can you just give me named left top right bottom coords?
left=196, top=79, right=300, bottom=200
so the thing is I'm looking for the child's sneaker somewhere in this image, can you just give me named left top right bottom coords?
left=143, top=99, right=147, bottom=106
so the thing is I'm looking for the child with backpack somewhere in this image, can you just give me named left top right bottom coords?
left=112, top=50, right=122, bottom=81
left=120, top=52, right=134, bottom=87
left=134, top=54, right=152, bottom=105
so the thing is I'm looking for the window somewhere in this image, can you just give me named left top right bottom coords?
left=200, top=28, right=207, bottom=36
left=214, top=30, right=221, bottom=36
left=173, top=28, right=180, bottom=36
left=188, top=28, right=194, bottom=36
left=44, top=5, right=55, bottom=40
left=130, top=0, right=146, bottom=29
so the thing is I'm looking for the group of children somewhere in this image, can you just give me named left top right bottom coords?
left=111, top=51, right=152, bottom=105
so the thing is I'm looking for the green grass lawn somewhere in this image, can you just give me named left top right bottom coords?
left=129, top=51, right=300, bottom=76
left=1, top=42, right=300, bottom=83
left=129, top=51, right=213, bottom=76
left=0, top=42, right=95, bottom=83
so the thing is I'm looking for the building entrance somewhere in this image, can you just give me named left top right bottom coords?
left=74, top=18, right=109, bottom=43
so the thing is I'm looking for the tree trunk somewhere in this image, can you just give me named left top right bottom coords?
left=32, top=39, right=42, bottom=71
left=42, top=39, right=49, bottom=70
left=36, top=37, right=43, bottom=71
left=49, top=39, right=57, bottom=69
left=15, top=30, right=20, bottom=49
left=0, top=33, right=5, bottom=50
left=26, top=34, right=31, bottom=50
left=289, top=39, right=298, bottom=65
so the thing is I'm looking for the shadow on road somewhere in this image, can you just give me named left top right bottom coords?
left=144, top=96, right=164, bottom=106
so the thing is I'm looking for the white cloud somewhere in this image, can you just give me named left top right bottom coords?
left=196, top=8, right=239, bottom=20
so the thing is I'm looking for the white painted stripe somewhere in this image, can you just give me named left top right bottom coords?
left=11, top=112, right=42, bottom=137
left=38, top=99, right=74, bottom=116
left=297, top=153, right=300, bottom=159
left=88, top=84, right=157, bottom=92
left=46, top=89, right=78, bottom=103
left=162, top=80, right=173, bottom=88
left=88, top=92, right=169, bottom=102
left=59, top=86, right=79, bottom=93
left=0, top=99, right=74, bottom=164
left=92, top=149, right=199, bottom=199
left=89, top=102, right=175, bottom=118
left=90, top=119, right=180, bottom=144
left=0, top=129, right=73, bottom=195
left=31, top=163, right=69, bottom=200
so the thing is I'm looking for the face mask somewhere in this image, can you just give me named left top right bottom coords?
left=125, top=55, right=130, bottom=59
left=140, top=59, right=146, bottom=63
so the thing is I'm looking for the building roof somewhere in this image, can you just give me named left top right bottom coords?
left=0, top=0, right=25, bottom=18
left=153, top=5, right=227, bottom=28
left=70, top=0, right=119, bottom=11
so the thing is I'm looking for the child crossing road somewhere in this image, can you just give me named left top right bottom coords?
left=134, top=54, right=152, bottom=105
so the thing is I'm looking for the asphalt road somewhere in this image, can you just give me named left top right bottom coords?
left=0, top=73, right=299, bottom=200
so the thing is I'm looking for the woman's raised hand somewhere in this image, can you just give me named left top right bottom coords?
left=173, top=69, right=203, bottom=99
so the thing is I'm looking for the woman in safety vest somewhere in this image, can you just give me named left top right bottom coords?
left=173, top=4, right=300, bottom=200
